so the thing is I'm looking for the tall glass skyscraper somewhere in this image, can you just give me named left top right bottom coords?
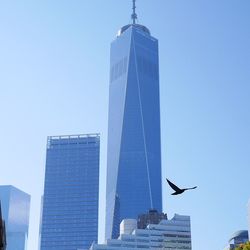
left=0, top=185, right=31, bottom=250
left=40, top=134, right=100, bottom=250
left=105, top=4, right=162, bottom=240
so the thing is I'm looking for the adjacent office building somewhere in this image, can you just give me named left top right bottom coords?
left=40, top=134, right=100, bottom=250
left=223, top=200, right=250, bottom=250
left=0, top=186, right=30, bottom=250
left=223, top=230, right=249, bottom=250
left=106, top=3, right=162, bottom=239
left=92, top=211, right=192, bottom=250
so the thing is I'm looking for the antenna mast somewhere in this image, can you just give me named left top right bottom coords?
left=131, top=0, right=137, bottom=24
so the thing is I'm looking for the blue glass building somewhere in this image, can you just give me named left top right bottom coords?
left=105, top=12, right=162, bottom=239
left=0, top=185, right=31, bottom=250
left=40, top=134, right=100, bottom=250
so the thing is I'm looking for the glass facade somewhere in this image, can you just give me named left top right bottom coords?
left=224, top=230, right=249, bottom=250
left=106, top=25, right=162, bottom=240
left=0, top=185, right=30, bottom=250
left=40, top=134, right=100, bottom=250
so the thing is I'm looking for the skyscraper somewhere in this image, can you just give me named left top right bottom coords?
left=40, top=134, right=100, bottom=250
left=0, top=186, right=30, bottom=250
left=106, top=1, right=162, bottom=239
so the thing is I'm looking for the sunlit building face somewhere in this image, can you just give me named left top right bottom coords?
left=106, top=23, right=162, bottom=240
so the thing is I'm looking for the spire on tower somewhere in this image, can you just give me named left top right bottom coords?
left=131, top=0, right=137, bottom=24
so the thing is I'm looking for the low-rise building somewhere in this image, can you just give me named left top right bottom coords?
left=91, top=211, right=191, bottom=250
left=223, top=230, right=249, bottom=250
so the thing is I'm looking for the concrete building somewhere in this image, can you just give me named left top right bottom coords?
left=0, top=186, right=30, bottom=250
left=92, top=212, right=191, bottom=250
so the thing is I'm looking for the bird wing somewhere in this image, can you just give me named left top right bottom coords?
left=166, top=179, right=182, bottom=192
left=185, top=186, right=197, bottom=191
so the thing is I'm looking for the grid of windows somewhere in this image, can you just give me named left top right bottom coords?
left=110, top=57, right=128, bottom=82
left=40, top=134, right=100, bottom=250
left=92, top=215, right=191, bottom=250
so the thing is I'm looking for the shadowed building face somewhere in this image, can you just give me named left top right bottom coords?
left=0, top=203, right=6, bottom=250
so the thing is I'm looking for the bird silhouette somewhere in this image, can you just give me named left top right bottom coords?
left=166, top=179, right=197, bottom=195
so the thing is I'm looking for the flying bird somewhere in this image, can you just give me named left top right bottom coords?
left=166, top=179, right=197, bottom=195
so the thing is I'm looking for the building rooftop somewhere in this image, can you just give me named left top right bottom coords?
left=48, top=133, right=100, bottom=140
left=117, top=24, right=150, bottom=37
left=118, top=0, right=151, bottom=37
left=90, top=214, right=191, bottom=250
left=47, top=134, right=100, bottom=148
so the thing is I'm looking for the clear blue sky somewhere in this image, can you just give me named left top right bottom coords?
left=0, top=1, right=249, bottom=250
